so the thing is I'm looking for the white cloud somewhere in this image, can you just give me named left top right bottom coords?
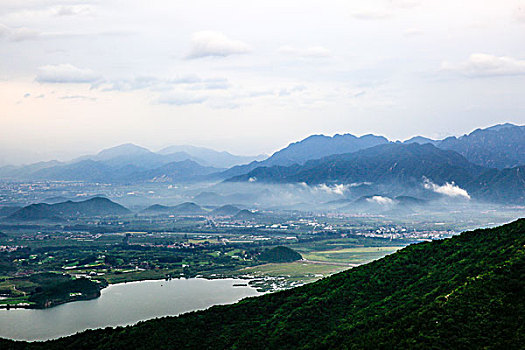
left=278, top=45, right=332, bottom=58
left=187, top=81, right=231, bottom=90
left=59, top=95, right=96, bottom=101
left=186, top=31, right=250, bottom=59
left=157, top=92, right=207, bottom=106
left=423, top=178, right=470, bottom=199
left=54, top=5, right=94, bottom=17
left=316, top=184, right=348, bottom=196
left=103, top=75, right=229, bottom=92
left=0, top=23, right=39, bottom=41
left=441, top=53, right=525, bottom=77
left=278, top=85, right=307, bottom=97
left=366, top=196, right=394, bottom=205
left=36, top=64, right=103, bottom=84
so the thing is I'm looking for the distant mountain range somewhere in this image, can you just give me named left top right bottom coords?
left=215, top=133, right=389, bottom=179
left=6, top=197, right=131, bottom=221
left=0, top=144, right=262, bottom=182
left=158, top=145, right=266, bottom=168
left=229, top=143, right=483, bottom=186
left=227, top=142, right=525, bottom=203
left=215, top=123, right=524, bottom=180
left=2, top=198, right=249, bottom=222
left=405, top=123, right=525, bottom=168
left=0, top=124, right=522, bottom=204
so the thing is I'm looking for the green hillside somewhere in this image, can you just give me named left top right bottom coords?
left=2, top=219, right=524, bottom=349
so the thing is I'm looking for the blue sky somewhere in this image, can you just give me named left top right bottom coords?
left=1, top=0, right=524, bottom=164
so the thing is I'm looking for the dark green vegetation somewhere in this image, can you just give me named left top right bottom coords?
left=211, top=204, right=241, bottom=216
left=2, top=219, right=522, bottom=349
left=0, top=225, right=407, bottom=289
left=0, top=273, right=102, bottom=308
left=7, top=197, right=130, bottom=221
left=0, top=220, right=412, bottom=306
left=0, top=235, right=259, bottom=306
left=26, top=273, right=102, bottom=308
left=258, top=246, right=302, bottom=263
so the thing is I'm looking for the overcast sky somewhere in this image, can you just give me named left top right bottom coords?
left=1, top=0, right=524, bottom=164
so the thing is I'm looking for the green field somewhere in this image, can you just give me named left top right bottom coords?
left=289, top=237, right=406, bottom=264
left=300, top=246, right=402, bottom=264
left=242, top=261, right=347, bottom=278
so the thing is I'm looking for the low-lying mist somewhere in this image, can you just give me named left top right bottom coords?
left=105, top=179, right=521, bottom=220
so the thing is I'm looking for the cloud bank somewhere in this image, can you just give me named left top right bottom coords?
left=441, top=53, right=525, bottom=77
left=0, top=23, right=39, bottom=41
left=186, top=31, right=250, bottom=59
left=316, top=183, right=348, bottom=195
left=366, top=196, right=394, bottom=205
left=157, top=92, right=207, bottom=106
left=36, top=64, right=102, bottom=84
left=423, top=179, right=471, bottom=199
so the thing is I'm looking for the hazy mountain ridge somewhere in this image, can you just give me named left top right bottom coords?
left=159, top=145, right=266, bottom=168
left=120, top=160, right=221, bottom=183
left=0, top=124, right=522, bottom=192
left=142, top=202, right=206, bottom=215
left=213, top=123, right=524, bottom=181
left=0, top=144, right=258, bottom=182
left=229, top=143, right=482, bottom=185
left=264, top=133, right=389, bottom=166
left=405, top=123, right=525, bottom=168
left=7, top=197, right=131, bottom=221
left=212, top=133, right=390, bottom=179
left=227, top=143, right=525, bottom=203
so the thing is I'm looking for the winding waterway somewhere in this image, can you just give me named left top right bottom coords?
left=0, top=278, right=260, bottom=341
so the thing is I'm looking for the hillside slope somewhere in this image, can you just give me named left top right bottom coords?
left=228, top=143, right=484, bottom=186
left=213, top=133, right=388, bottom=179
left=2, top=219, right=523, bottom=349
left=227, top=143, right=525, bottom=203
left=437, top=123, right=525, bottom=169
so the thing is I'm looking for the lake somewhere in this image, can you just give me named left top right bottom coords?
left=0, top=278, right=260, bottom=341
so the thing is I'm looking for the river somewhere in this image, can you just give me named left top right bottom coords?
left=0, top=278, right=260, bottom=341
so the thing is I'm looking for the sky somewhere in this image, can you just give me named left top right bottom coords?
left=1, top=0, right=524, bottom=165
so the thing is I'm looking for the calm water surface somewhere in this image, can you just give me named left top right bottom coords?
left=0, top=278, right=260, bottom=341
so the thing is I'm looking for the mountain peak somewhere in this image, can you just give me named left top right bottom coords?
left=265, top=133, right=389, bottom=166
left=482, top=123, right=518, bottom=132
left=96, top=144, right=152, bottom=160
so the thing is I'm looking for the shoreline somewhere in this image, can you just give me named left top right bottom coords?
left=0, top=275, right=260, bottom=311
left=0, top=277, right=262, bottom=342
